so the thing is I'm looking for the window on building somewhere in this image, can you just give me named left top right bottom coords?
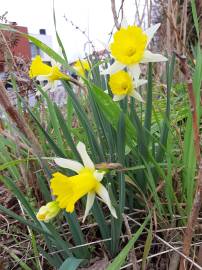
left=43, top=61, right=52, bottom=67
left=30, top=43, right=41, bottom=58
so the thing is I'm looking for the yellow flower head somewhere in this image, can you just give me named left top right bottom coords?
left=29, top=55, right=69, bottom=82
left=107, top=70, right=147, bottom=102
left=110, top=26, right=147, bottom=65
left=74, top=59, right=90, bottom=77
left=101, top=23, right=167, bottom=81
left=36, top=201, right=60, bottom=222
left=50, top=142, right=117, bottom=222
left=51, top=169, right=100, bottom=213
left=109, top=70, right=133, bottom=95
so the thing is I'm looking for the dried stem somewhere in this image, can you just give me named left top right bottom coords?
left=159, top=0, right=193, bottom=62
left=0, top=80, right=42, bottom=157
left=175, top=53, right=200, bottom=163
left=69, top=77, right=87, bottom=95
left=175, top=53, right=202, bottom=270
left=111, top=0, right=120, bottom=30
left=123, top=214, right=139, bottom=270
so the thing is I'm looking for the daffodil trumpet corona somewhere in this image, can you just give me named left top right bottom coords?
left=74, top=59, right=90, bottom=77
left=50, top=142, right=117, bottom=222
left=108, top=70, right=147, bottom=102
left=101, top=23, right=167, bottom=81
left=29, top=55, right=69, bottom=94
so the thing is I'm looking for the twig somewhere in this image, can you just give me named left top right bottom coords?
left=159, top=0, right=194, bottom=62
left=63, top=15, right=96, bottom=53
left=69, top=77, right=87, bottom=95
left=175, top=53, right=202, bottom=270
left=123, top=214, right=139, bottom=270
left=127, top=215, right=202, bottom=270
left=111, top=0, right=120, bottom=30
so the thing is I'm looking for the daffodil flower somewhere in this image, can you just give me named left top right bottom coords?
left=101, top=23, right=167, bottom=81
left=50, top=142, right=117, bottom=222
left=108, top=70, right=147, bottom=102
left=74, top=59, right=90, bottom=77
left=36, top=201, right=60, bottom=222
left=29, top=55, right=69, bottom=94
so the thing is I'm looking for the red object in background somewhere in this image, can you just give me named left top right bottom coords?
left=0, top=24, right=31, bottom=65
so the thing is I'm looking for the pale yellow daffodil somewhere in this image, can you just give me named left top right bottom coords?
left=29, top=55, right=69, bottom=94
left=101, top=23, right=167, bottom=81
left=74, top=59, right=90, bottom=77
left=51, top=142, right=117, bottom=222
left=108, top=70, right=147, bottom=102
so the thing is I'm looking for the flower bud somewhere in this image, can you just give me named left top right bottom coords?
left=36, top=201, right=60, bottom=222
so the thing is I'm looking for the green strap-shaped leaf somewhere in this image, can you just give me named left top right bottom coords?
left=89, top=83, right=137, bottom=149
left=106, top=215, right=150, bottom=270
left=59, top=257, right=84, bottom=270
left=62, top=81, right=104, bottom=162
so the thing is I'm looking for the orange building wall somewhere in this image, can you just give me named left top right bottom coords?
left=0, top=25, right=31, bottom=63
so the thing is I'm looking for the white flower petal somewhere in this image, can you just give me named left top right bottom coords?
left=129, top=90, right=144, bottom=102
left=113, top=94, right=125, bottom=102
left=49, top=81, right=57, bottom=92
left=77, top=142, right=94, bottom=169
left=141, top=50, right=168, bottom=63
left=96, top=183, right=117, bottom=218
left=54, top=158, right=84, bottom=173
left=144, top=23, right=161, bottom=46
left=104, top=89, right=109, bottom=94
left=135, top=79, right=147, bottom=88
left=94, top=170, right=105, bottom=182
left=128, top=64, right=141, bottom=81
left=101, top=61, right=125, bottom=75
left=82, top=191, right=95, bottom=222
left=36, top=75, right=49, bottom=81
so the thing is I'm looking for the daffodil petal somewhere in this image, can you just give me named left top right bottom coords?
left=37, top=75, right=49, bottom=81
left=129, top=90, right=144, bottom=102
left=49, top=81, right=57, bottom=92
left=82, top=191, right=95, bottom=222
left=54, top=158, right=84, bottom=173
left=93, top=170, right=105, bottom=181
left=113, top=94, right=125, bottom=101
left=141, top=50, right=168, bottom=63
left=101, top=61, right=125, bottom=75
left=144, top=23, right=161, bottom=46
left=135, top=79, right=147, bottom=88
left=96, top=183, right=117, bottom=218
left=128, top=64, right=141, bottom=81
left=77, top=142, right=94, bottom=169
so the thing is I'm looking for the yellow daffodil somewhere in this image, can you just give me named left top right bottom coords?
left=36, top=201, right=60, bottom=222
left=109, top=70, right=146, bottom=102
left=101, top=23, right=167, bottom=81
left=50, top=142, right=117, bottom=222
left=29, top=55, right=69, bottom=93
left=74, top=59, right=90, bottom=77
